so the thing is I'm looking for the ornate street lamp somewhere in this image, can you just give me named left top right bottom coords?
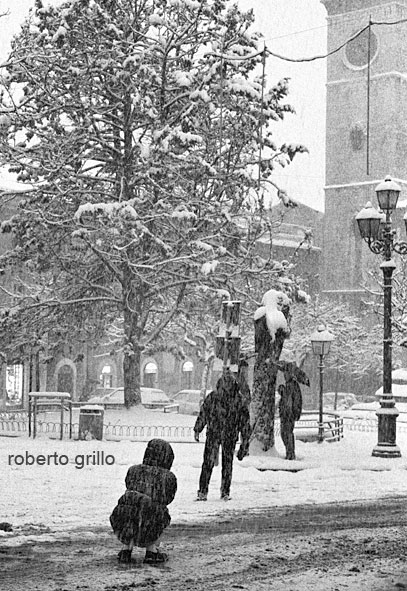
left=356, top=176, right=407, bottom=458
left=310, top=325, right=334, bottom=443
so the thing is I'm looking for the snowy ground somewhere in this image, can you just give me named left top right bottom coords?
left=2, top=407, right=407, bottom=548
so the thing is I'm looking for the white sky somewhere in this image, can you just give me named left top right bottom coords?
left=0, top=0, right=327, bottom=211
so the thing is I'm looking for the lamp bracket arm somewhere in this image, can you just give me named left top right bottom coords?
left=365, top=238, right=385, bottom=255
left=393, top=241, right=407, bottom=256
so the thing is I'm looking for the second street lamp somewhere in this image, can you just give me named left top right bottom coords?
left=356, top=176, right=407, bottom=458
left=310, top=326, right=334, bottom=443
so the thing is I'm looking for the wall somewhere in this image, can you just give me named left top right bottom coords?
left=322, top=0, right=407, bottom=296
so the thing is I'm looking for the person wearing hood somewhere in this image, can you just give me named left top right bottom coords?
left=110, top=438, right=177, bottom=564
left=194, top=371, right=251, bottom=501
left=278, top=363, right=307, bottom=460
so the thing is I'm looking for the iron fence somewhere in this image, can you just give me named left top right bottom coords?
left=291, top=410, right=344, bottom=442
left=0, top=410, right=344, bottom=442
left=0, top=417, right=196, bottom=441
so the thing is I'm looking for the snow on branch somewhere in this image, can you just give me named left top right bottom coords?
left=201, top=260, right=218, bottom=275
left=75, top=200, right=138, bottom=221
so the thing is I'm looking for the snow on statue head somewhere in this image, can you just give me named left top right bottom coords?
left=253, top=289, right=290, bottom=342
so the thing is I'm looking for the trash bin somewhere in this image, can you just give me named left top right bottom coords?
left=78, top=405, right=104, bottom=441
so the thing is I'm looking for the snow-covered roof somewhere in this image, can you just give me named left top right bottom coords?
left=78, top=404, right=105, bottom=411
left=268, top=236, right=321, bottom=251
left=28, top=391, right=71, bottom=398
left=392, top=368, right=407, bottom=381
left=375, top=384, right=407, bottom=398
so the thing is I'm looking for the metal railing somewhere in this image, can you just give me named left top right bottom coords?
left=291, top=410, right=344, bottom=442
left=104, top=424, right=195, bottom=440
left=6, top=410, right=407, bottom=443
left=0, top=410, right=344, bottom=442
left=0, top=416, right=196, bottom=441
left=343, top=416, right=407, bottom=434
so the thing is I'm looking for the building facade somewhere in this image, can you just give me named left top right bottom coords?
left=0, top=342, right=205, bottom=410
left=321, top=0, right=407, bottom=303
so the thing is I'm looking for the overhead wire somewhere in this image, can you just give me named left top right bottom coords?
left=265, top=24, right=370, bottom=63
left=210, top=17, right=407, bottom=65
left=366, top=16, right=372, bottom=176
left=264, top=23, right=328, bottom=43
left=208, top=14, right=407, bottom=207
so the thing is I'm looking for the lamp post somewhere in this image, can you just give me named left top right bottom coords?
left=356, top=176, right=407, bottom=458
left=310, top=325, right=334, bottom=443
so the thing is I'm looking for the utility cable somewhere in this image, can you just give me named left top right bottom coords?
left=211, top=17, right=407, bottom=65
left=367, top=16, right=372, bottom=176
left=264, top=24, right=328, bottom=43
left=266, top=23, right=370, bottom=63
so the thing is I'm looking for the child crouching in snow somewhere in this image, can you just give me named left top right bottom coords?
left=110, top=438, right=177, bottom=564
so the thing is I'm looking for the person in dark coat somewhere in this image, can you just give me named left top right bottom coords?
left=194, top=371, right=251, bottom=501
left=110, top=439, right=177, bottom=564
left=278, top=370, right=304, bottom=460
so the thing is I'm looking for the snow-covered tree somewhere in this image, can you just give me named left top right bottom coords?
left=364, top=257, right=407, bottom=351
left=0, top=0, right=306, bottom=406
left=283, top=297, right=391, bottom=402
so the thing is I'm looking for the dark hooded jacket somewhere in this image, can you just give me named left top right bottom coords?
left=110, top=439, right=177, bottom=547
left=279, top=378, right=303, bottom=422
left=194, top=374, right=251, bottom=446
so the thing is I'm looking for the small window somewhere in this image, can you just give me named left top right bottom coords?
left=181, top=360, right=194, bottom=389
left=143, top=362, right=157, bottom=388
left=100, top=365, right=113, bottom=389
left=6, top=363, right=24, bottom=404
left=57, top=364, right=74, bottom=394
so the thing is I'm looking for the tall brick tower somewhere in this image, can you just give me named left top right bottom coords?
left=321, top=0, right=407, bottom=303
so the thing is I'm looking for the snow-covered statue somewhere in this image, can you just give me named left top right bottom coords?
left=250, top=289, right=291, bottom=452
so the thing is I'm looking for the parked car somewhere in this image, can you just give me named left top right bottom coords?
left=375, top=368, right=407, bottom=403
left=340, top=401, right=380, bottom=420
left=88, top=387, right=179, bottom=412
left=323, top=392, right=358, bottom=410
left=172, top=389, right=211, bottom=416
left=340, top=400, right=407, bottom=422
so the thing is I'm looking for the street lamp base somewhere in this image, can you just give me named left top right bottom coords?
left=372, top=443, right=401, bottom=458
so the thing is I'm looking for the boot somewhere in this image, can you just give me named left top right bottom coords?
left=118, top=548, right=132, bottom=563
left=143, top=549, right=168, bottom=564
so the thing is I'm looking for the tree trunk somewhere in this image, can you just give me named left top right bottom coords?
left=122, top=266, right=142, bottom=407
left=250, top=316, right=288, bottom=452
left=334, top=360, right=340, bottom=411
left=123, top=340, right=141, bottom=408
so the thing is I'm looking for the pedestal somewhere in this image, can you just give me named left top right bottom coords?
left=372, top=401, right=401, bottom=458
